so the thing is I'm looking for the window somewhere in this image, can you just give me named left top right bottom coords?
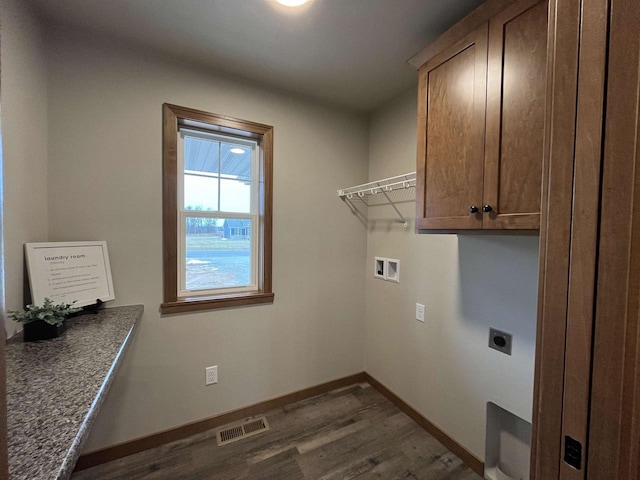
left=161, top=104, right=273, bottom=314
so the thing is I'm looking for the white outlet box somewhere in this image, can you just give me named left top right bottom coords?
left=206, top=365, right=218, bottom=385
left=374, top=257, right=401, bottom=282
left=416, top=303, right=425, bottom=322
left=386, top=259, right=400, bottom=283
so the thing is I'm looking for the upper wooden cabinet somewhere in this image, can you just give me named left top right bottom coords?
left=415, top=0, right=548, bottom=231
left=416, top=25, right=488, bottom=230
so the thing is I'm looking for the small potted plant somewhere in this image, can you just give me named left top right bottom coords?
left=8, top=298, right=81, bottom=342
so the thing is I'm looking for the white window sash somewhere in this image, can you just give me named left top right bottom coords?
left=177, top=129, right=260, bottom=298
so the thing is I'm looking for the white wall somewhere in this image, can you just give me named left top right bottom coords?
left=43, top=27, right=369, bottom=451
left=364, top=89, right=539, bottom=460
left=0, top=0, right=49, bottom=338
left=1, top=8, right=539, bottom=461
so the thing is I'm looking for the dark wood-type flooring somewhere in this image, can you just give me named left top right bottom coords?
left=73, top=383, right=482, bottom=479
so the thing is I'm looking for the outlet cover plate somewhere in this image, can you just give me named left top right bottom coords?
left=206, top=365, right=218, bottom=385
left=489, top=328, right=512, bottom=355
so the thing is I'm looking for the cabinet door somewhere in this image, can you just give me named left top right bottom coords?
left=483, top=0, right=548, bottom=229
left=416, top=25, right=487, bottom=230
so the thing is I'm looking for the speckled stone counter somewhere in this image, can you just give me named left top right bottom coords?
left=6, top=305, right=143, bottom=480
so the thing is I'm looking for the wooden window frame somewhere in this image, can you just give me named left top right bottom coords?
left=161, top=104, right=274, bottom=314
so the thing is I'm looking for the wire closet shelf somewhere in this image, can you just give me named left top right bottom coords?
left=337, top=172, right=416, bottom=227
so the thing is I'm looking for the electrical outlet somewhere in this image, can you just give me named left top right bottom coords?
left=206, top=365, right=218, bottom=385
left=416, top=303, right=425, bottom=322
left=489, top=328, right=512, bottom=355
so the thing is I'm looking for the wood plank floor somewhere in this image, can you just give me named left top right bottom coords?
left=73, top=383, right=482, bottom=480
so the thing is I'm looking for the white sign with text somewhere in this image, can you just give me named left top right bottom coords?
left=25, top=241, right=115, bottom=307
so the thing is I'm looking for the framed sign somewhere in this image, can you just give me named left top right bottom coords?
left=25, top=241, right=115, bottom=307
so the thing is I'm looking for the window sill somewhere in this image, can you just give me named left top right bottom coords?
left=161, top=292, right=274, bottom=315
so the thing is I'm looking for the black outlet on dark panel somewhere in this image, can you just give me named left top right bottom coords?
left=564, top=436, right=582, bottom=470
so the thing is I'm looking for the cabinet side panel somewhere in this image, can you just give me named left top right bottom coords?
left=530, top=0, right=581, bottom=477
left=588, top=0, right=640, bottom=477
left=558, top=0, right=608, bottom=478
left=416, top=65, right=428, bottom=226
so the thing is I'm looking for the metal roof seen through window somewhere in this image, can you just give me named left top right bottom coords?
left=184, top=136, right=251, bottom=180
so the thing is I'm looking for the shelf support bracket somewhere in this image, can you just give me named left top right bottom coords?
left=378, top=186, right=408, bottom=228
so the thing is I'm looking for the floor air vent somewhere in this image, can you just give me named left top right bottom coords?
left=216, top=417, right=270, bottom=446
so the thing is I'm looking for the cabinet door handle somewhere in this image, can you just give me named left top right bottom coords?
left=482, top=205, right=493, bottom=213
left=469, top=205, right=479, bottom=214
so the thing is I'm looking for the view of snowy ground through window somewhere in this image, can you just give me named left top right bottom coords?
left=186, top=234, right=251, bottom=290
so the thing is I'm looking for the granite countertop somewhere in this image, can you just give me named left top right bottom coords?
left=6, top=305, right=143, bottom=480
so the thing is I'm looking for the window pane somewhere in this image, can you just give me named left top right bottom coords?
left=185, top=217, right=252, bottom=291
left=184, top=174, right=218, bottom=211
left=220, top=178, right=251, bottom=212
left=220, top=142, right=252, bottom=213
left=184, top=136, right=219, bottom=173
left=184, top=135, right=219, bottom=211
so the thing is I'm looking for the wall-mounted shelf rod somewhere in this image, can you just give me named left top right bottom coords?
left=337, top=172, right=416, bottom=228
left=337, top=172, right=416, bottom=199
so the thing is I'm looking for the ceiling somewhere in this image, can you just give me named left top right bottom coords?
left=29, top=0, right=484, bottom=112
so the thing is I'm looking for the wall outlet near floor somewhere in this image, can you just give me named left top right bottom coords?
left=416, top=303, right=425, bottom=322
left=206, top=365, right=218, bottom=385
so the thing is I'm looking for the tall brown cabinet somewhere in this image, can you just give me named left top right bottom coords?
left=411, top=0, right=640, bottom=478
left=587, top=0, right=640, bottom=477
left=531, top=0, right=640, bottom=477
